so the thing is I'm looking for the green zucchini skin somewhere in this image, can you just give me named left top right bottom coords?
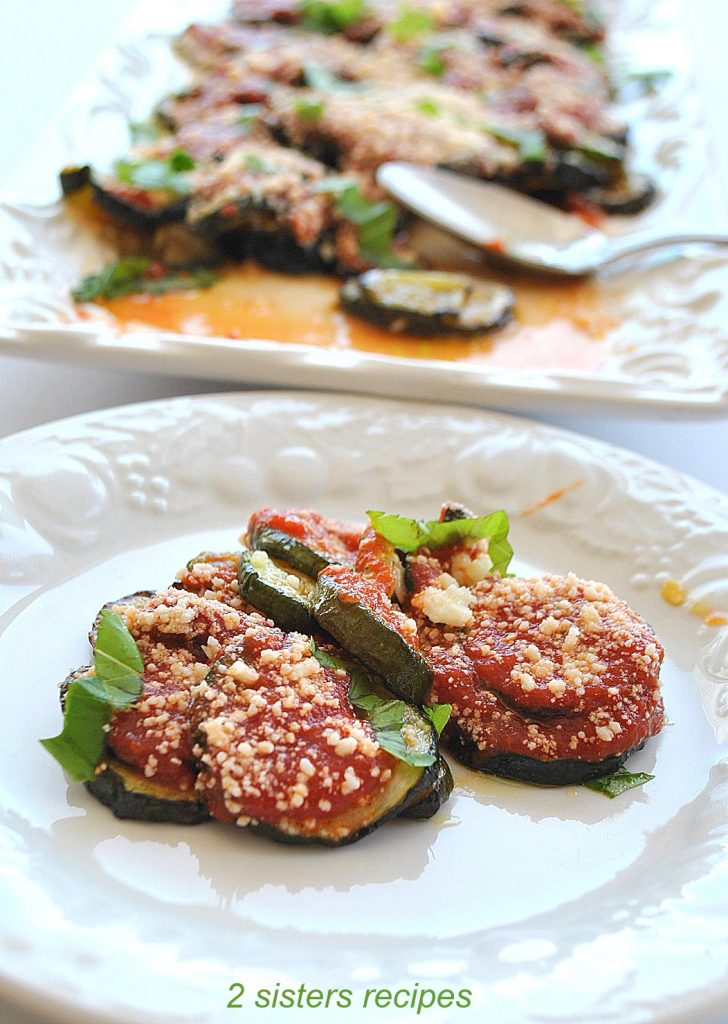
left=399, top=755, right=454, bottom=819
left=238, top=549, right=317, bottom=633
left=443, top=730, right=644, bottom=785
left=87, top=759, right=209, bottom=824
left=312, top=571, right=433, bottom=705
left=249, top=525, right=336, bottom=577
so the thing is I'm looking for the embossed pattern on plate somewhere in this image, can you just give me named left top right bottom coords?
left=0, top=392, right=726, bottom=1024
left=0, top=0, right=727, bottom=410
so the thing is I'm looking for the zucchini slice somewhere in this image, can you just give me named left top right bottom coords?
left=192, top=629, right=440, bottom=845
left=340, top=270, right=514, bottom=336
left=87, top=758, right=209, bottom=824
left=442, top=731, right=643, bottom=786
left=312, top=566, right=432, bottom=705
left=246, top=508, right=361, bottom=577
left=399, top=754, right=454, bottom=819
left=238, top=548, right=317, bottom=633
left=584, top=172, right=656, bottom=215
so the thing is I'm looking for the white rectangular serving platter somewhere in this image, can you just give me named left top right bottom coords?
left=0, top=0, right=727, bottom=413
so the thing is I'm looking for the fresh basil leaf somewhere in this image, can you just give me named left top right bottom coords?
left=417, top=46, right=446, bottom=77
left=336, top=185, right=410, bottom=266
left=142, top=269, right=218, bottom=295
left=294, top=97, right=325, bottom=121
left=114, top=148, right=195, bottom=195
left=72, top=257, right=151, bottom=302
left=169, top=148, right=196, bottom=172
left=299, top=0, right=368, bottom=33
left=40, top=678, right=112, bottom=782
left=484, top=125, right=547, bottom=163
left=72, top=259, right=217, bottom=302
left=367, top=509, right=513, bottom=576
left=93, top=609, right=144, bottom=707
left=309, top=640, right=436, bottom=766
left=387, top=6, right=434, bottom=41
left=416, top=98, right=441, bottom=116
left=580, top=42, right=604, bottom=65
left=584, top=769, right=654, bottom=798
left=423, top=703, right=451, bottom=736
left=41, top=611, right=145, bottom=782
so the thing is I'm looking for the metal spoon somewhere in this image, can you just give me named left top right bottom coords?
left=377, top=162, right=728, bottom=278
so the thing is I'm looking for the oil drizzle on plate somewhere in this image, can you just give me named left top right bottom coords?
left=95, top=263, right=615, bottom=371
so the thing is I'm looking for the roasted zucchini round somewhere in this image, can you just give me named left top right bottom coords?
left=312, top=567, right=433, bottom=705
left=340, top=270, right=515, bottom=335
left=584, top=172, right=657, bottom=215
left=442, top=730, right=643, bottom=786
left=399, top=754, right=454, bottom=819
left=87, top=758, right=209, bottom=824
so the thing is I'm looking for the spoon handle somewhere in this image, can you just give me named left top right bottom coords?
left=601, top=229, right=728, bottom=269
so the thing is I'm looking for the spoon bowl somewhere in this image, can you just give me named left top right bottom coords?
left=377, top=162, right=728, bottom=278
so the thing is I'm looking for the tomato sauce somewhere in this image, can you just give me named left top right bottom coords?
left=246, top=507, right=362, bottom=564
left=192, top=623, right=396, bottom=831
left=416, top=573, right=665, bottom=763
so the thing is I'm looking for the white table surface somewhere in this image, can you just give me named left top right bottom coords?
left=0, top=2, right=726, bottom=1023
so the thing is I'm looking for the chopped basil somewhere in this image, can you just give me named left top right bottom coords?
left=416, top=98, right=441, bottom=116
left=336, top=184, right=410, bottom=267
left=580, top=42, right=604, bottom=65
left=485, top=125, right=547, bottom=163
left=387, top=6, right=434, bottom=41
left=40, top=611, right=144, bottom=782
left=115, top=149, right=195, bottom=196
left=417, top=46, right=446, bottom=77
left=92, top=609, right=144, bottom=705
left=310, top=641, right=439, bottom=767
left=299, top=0, right=368, bottom=33
left=423, top=703, right=451, bottom=737
left=367, top=509, right=513, bottom=576
left=584, top=769, right=654, bottom=798
left=169, top=148, right=196, bottom=172
left=72, top=258, right=217, bottom=302
left=294, top=97, right=325, bottom=121
left=40, top=683, right=112, bottom=783
left=72, top=257, right=151, bottom=302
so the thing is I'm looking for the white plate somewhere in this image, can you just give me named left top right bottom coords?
left=0, top=391, right=727, bottom=1024
left=0, top=0, right=727, bottom=413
